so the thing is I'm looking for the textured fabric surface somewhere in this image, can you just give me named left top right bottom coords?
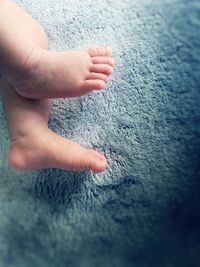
left=0, top=0, right=200, bottom=266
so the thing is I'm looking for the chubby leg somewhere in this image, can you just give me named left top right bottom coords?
left=1, top=81, right=107, bottom=172
left=0, top=0, right=47, bottom=78
left=1, top=1, right=107, bottom=172
left=0, top=0, right=114, bottom=99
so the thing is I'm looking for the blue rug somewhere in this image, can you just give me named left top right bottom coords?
left=0, top=0, right=200, bottom=266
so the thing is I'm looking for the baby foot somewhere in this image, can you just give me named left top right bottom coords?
left=14, top=46, right=115, bottom=99
left=8, top=126, right=107, bottom=173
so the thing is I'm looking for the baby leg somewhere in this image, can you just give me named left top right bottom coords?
left=0, top=0, right=114, bottom=99
left=1, top=81, right=107, bottom=172
left=1, top=2, right=107, bottom=172
left=0, top=0, right=47, bottom=79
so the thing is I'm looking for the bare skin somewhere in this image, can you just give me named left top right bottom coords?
left=0, top=0, right=108, bottom=172
left=0, top=0, right=114, bottom=100
left=14, top=47, right=114, bottom=99
left=1, top=81, right=107, bottom=172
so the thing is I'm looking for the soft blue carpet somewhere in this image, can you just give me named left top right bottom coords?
left=0, top=0, right=200, bottom=266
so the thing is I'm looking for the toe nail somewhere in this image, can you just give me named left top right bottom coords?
left=96, top=153, right=106, bottom=161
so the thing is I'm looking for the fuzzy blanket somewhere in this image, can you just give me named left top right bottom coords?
left=0, top=0, right=200, bottom=266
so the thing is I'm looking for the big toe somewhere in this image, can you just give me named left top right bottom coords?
left=83, top=149, right=108, bottom=173
left=87, top=46, right=112, bottom=57
left=48, top=134, right=108, bottom=173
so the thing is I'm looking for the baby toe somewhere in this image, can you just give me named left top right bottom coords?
left=86, top=72, right=109, bottom=83
left=92, top=57, right=115, bottom=66
left=87, top=46, right=112, bottom=57
left=82, top=80, right=106, bottom=91
left=90, top=64, right=113, bottom=75
left=84, top=149, right=107, bottom=173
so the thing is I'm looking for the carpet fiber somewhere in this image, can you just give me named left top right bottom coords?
left=0, top=0, right=200, bottom=266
